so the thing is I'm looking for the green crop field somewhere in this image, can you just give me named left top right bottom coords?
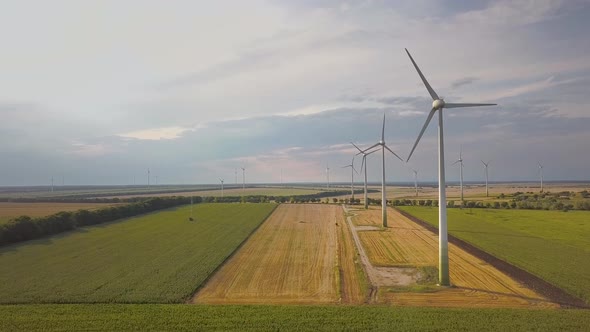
left=1, top=304, right=589, bottom=331
left=397, top=206, right=590, bottom=304
left=0, top=203, right=276, bottom=303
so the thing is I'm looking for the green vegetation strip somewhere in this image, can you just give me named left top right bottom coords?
left=1, top=304, right=589, bottom=331
left=0, top=203, right=276, bottom=303
left=398, top=206, right=590, bottom=305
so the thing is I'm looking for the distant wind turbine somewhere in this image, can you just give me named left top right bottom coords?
left=352, top=142, right=378, bottom=209
left=147, top=168, right=150, bottom=188
left=326, top=164, right=330, bottom=190
left=361, top=114, right=404, bottom=227
left=341, top=157, right=357, bottom=202
left=452, top=148, right=464, bottom=203
left=481, top=160, right=491, bottom=197
left=412, top=169, right=419, bottom=197
left=51, top=177, right=54, bottom=193
left=405, top=48, right=497, bottom=286
left=219, top=178, right=224, bottom=197
left=538, top=162, right=544, bottom=192
left=241, top=167, right=246, bottom=194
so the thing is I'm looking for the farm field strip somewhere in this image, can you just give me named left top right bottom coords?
left=0, top=203, right=276, bottom=303
left=398, top=206, right=590, bottom=305
left=0, top=202, right=121, bottom=224
left=351, top=207, right=557, bottom=308
left=2, top=304, right=590, bottom=332
left=194, top=204, right=343, bottom=304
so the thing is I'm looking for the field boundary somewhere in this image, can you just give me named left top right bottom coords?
left=394, top=207, right=588, bottom=308
left=186, top=203, right=279, bottom=303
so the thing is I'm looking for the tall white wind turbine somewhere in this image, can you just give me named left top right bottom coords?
left=241, top=167, right=246, bottom=194
left=219, top=178, right=225, bottom=197
left=481, top=160, right=490, bottom=197
left=412, top=169, right=419, bottom=197
left=452, top=148, right=464, bottom=203
left=405, top=48, right=497, bottom=286
left=352, top=142, right=378, bottom=209
left=361, top=114, right=404, bottom=227
left=341, top=157, right=357, bottom=202
left=538, top=162, right=544, bottom=192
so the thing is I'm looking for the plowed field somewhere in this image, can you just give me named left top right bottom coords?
left=194, top=204, right=358, bottom=304
left=354, top=207, right=558, bottom=308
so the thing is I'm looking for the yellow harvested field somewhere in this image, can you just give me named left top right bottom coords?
left=0, top=202, right=120, bottom=223
left=337, top=209, right=368, bottom=303
left=353, top=207, right=558, bottom=308
left=193, top=204, right=347, bottom=304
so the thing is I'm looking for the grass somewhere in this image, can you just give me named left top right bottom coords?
left=0, top=203, right=276, bottom=303
left=398, top=206, right=590, bottom=304
left=1, top=304, right=589, bottom=331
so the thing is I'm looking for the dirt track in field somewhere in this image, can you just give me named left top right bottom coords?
left=193, top=204, right=354, bottom=304
left=351, top=206, right=559, bottom=308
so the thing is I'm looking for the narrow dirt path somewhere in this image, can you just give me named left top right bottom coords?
left=342, top=205, right=419, bottom=293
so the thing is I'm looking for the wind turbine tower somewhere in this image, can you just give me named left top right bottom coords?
left=412, top=169, right=419, bottom=197
left=481, top=160, right=490, bottom=197
left=51, top=177, right=54, bottom=193
left=147, top=169, right=150, bottom=188
left=405, top=48, right=497, bottom=286
left=219, top=178, right=224, bottom=197
left=352, top=143, right=378, bottom=209
left=452, top=148, right=464, bottom=204
left=241, top=167, right=246, bottom=193
left=538, top=162, right=544, bottom=192
left=341, top=157, right=357, bottom=201
left=326, top=164, right=330, bottom=189
left=361, top=114, right=404, bottom=227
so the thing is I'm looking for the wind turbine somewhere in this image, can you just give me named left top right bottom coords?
left=452, top=148, right=464, bottom=204
left=405, top=48, right=497, bottom=286
left=219, top=178, right=225, bottom=197
left=341, top=157, right=357, bottom=202
left=235, top=168, right=238, bottom=186
left=241, top=167, right=246, bottom=194
left=352, top=142, right=378, bottom=209
left=538, top=162, right=544, bottom=192
left=481, top=160, right=490, bottom=197
left=361, top=114, right=404, bottom=227
left=412, top=169, right=419, bottom=197
left=326, top=164, right=330, bottom=190
left=147, top=168, right=150, bottom=188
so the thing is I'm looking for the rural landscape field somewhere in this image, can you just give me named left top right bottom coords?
left=3, top=1, right=590, bottom=330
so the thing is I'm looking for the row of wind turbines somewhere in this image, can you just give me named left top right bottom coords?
left=335, top=49, right=498, bottom=286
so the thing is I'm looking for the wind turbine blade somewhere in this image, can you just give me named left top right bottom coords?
left=366, top=149, right=378, bottom=156
left=362, top=143, right=380, bottom=153
left=360, top=156, right=366, bottom=173
left=406, top=107, right=437, bottom=162
left=444, top=103, right=497, bottom=108
left=382, top=113, right=386, bottom=142
left=405, top=48, right=439, bottom=100
left=384, top=144, right=404, bottom=162
left=452, top=160, right=461, bottom=166
left=351, top=142, right=363, bottom=153
left=353, top=165, right=359, bottom=174
left=481, top=160, right=486, bottom=166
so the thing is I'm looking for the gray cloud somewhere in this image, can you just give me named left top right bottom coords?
left=451, top=77, right=479, bottom=89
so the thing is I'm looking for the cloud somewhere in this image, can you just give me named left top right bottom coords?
left=118, top=126, right=192, bottom=140
left=451, top=77, right=479, bottom=89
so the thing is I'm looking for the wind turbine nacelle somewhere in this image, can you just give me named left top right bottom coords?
left=432, top=99, right=445, bottom=109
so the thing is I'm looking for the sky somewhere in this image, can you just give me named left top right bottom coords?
left=1, top=0, right=590, bottom=186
